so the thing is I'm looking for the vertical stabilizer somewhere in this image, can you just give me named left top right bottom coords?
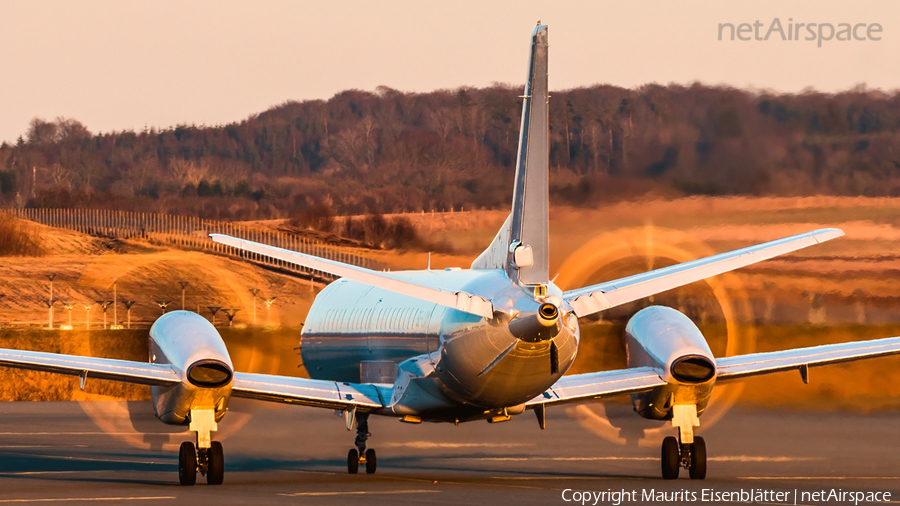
left=472, top=24, right=549, bottom=287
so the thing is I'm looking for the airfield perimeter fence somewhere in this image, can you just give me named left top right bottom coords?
left=10, top=208, right=383, bottom=281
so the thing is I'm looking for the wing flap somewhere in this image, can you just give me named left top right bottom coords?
left=716, top=336, right=900, bottom=381
left=565, top=228, right=843, bottom=317
left=0, top=348, right=180, bottom=386
left=231, top=371, right=386, bottom=411
left=526, top=366, right=665, bottom=407
left=211, top=234, right=495, bottom=319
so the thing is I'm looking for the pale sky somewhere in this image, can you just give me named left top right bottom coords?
left=0, top=0, right=896, bottom=143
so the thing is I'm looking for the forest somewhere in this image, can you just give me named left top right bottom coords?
left=1, top=83, right=899, bottom=221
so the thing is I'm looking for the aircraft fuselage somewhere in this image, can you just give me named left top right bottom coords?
left=301, top=268, right=580, bottom=420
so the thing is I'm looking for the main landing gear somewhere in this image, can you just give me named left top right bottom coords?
left=347, top=412, right=376, bottom=474
left=661, top=405, right=706, bottom=480
left=178, top=408, right=225, bottom=486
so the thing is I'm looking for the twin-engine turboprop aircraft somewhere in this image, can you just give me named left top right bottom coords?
left=2, top=23, right=900, bottom=485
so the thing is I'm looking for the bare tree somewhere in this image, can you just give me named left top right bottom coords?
left=27, top=118, right=58, bottom=145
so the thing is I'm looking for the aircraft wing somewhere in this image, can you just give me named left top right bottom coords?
left=0, top=348, right=387, bottom=412
left=0, top=348, right=180, bottom=386
left=563, top=229, right=843, bottom=318
left=715, top=336, right=900, bottom=381
left=231, top=371, right=386, bottom=411
left=210, top=234, right=495, bottom=319
left=527, top=336, right=900, bottom=408
left=525, top=366, right=666, bottom=407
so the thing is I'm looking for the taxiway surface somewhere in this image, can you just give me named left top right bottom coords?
left=0, top=399, right=896, bottom=504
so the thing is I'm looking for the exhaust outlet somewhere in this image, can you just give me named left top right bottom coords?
left=537, top=303, right=559, bottom=327
left=508, top=303, right=561, bottom=342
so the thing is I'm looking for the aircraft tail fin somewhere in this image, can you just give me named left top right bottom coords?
left=472, top=23, right=549, bottom=287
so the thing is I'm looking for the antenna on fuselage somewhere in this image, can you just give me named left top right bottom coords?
left=427, top=252, right=431, bottom=270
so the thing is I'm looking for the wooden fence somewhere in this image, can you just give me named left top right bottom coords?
left=12, top=208, right=381, bottom=280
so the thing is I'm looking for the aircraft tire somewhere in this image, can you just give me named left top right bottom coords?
left=178, top=441, right=197, bottom=486
left=365, top=449, right=376, bottom=474
left=661, top=436, right=680, bottom=480
left=207, top=441, right=225, bottom=485
left=348, top=449, right=359, bottom=474
left=689, top=437, right=706, bottom=480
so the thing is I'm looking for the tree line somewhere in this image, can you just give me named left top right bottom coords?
left=1, top=83, right=899, bottom=221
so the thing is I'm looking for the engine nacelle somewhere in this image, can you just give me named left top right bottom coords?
left=149, top=311, right=234, bottom=425
left=625, top=306, right=716, bottom=421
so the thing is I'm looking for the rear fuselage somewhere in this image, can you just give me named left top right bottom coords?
left=301, top=268, right=579, bottom=416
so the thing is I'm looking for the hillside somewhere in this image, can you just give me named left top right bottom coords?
left=1, top=84, right=899, bottom=222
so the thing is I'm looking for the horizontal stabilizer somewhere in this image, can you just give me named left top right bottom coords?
left=564, top=228, right=843, bottom=317
left=0, top=348, right=180, bottom=386
left=210, top=234, right=495, bottom=319
left=715, top=336, right=900, bottom=381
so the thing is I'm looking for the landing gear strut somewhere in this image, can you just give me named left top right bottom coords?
left=347, top=413, right=376, bottom=474
left=178, top=408, right=225, bottom=485
left=661, top=405, right=706, bottom=480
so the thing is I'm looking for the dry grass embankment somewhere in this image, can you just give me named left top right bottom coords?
left=0, top=217, right=44, bottom=257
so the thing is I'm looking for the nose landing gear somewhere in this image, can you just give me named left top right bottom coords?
left=661, top=404, right=706, bottom=480
left=661, top=436, right=706, bottom=480
left=347, top=413, right=377, bottom=474
left=177, top=408, right=225, bottom=486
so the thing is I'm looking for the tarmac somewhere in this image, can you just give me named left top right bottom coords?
left=0, top=399, right=897, bottom=505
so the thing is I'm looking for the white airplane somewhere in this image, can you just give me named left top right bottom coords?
left=2, top=23, right=899, bottom=485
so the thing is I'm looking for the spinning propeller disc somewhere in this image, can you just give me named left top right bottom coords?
left=554, top=225, right=757, bottom=447
left=74, top=251, right=283, bottom=450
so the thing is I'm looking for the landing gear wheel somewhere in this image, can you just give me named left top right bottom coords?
left=689, top=436, right=706, bottom=480
left=207, top=441, right=225, bottom=485
left=178, top=441, right=197, bottom=486
left=347, top=449, right=359, bottom=474
left=661, top=436, right=680, bottom=480
left=365, top=449, right=376, bottom=474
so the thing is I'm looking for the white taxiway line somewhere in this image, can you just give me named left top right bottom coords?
left=382, top=442, right=530, bottom=448
left=441, top=455, right=820, bottom=462
left=449, top=456, right=657, bottom=461
left=0, top=471, right=85, bottom=476
left=0, top=497, right=175, bottom=504
left=0, top=452, right=170, bottom=465
left=0, top=432, right=181, bottom=436
left=279, top=490, right=440, bottom=497
left=740, top=476, right=900, bottom=480
left=0, top=445, right=88, bottom=449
